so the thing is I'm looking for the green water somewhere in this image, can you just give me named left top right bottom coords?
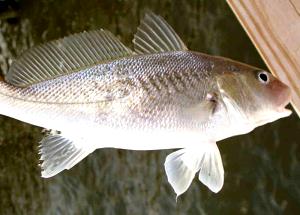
left=0, top=0, right=299, bottom=214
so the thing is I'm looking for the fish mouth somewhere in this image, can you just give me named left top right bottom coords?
left=278, top=106, right=292, bottom=117
left=253, top=103, right=292, bottom=127
left=276, top=86, right=292, bottom=117
left=277, top=100, right=292, bottom=117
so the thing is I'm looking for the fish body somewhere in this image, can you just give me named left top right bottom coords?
left=0, top=13, right=292, bottom=196
left=0, top=52, right=251, bottom=140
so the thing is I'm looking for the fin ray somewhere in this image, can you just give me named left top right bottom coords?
left=198, top=143, right=224, bottom=193
left=164, top=148, right=198, bottom=197
left=164, top=141, right=224, bottom=197
left=39, top=134, right=95, bottom=178
left=133, top=12, right=188, bottom=54
left=7, top=29, right=133, bottom=87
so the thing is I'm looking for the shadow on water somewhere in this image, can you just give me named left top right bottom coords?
left=0, top=0, right=299, bottom=214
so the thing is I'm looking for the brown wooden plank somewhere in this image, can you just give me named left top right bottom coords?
left=226, top=0, right=300, bottom=117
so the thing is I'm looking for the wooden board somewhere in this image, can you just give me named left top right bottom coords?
left=226, top=0, right=300, bottom=117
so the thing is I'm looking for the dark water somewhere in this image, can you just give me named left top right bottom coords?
left=0, top=0, right=299, bottom=214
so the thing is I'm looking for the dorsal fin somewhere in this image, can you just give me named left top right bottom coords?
left=133, top=12, right=188, bottom=54
left=6, top=29, right=134, bottom=87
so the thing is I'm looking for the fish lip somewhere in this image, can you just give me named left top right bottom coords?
left=252, top=105, right=292, bottom=127
left=279, top=107, right=292, bottom=117
left=276, top=90, right=292, bottom=117
left=277, top=103, right=292, bottom=117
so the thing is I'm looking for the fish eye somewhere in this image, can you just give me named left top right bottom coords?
left=257, top=71, right=269, bottom=84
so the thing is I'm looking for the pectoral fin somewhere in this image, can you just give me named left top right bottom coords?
left=164, top=141, right=224, bottom=197
left=184, top=92, right=219, bottom=123
left=39, top=133, right=95, bottom=178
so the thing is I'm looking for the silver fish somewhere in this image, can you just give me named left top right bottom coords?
left=0, top=12, right=292, bottom=197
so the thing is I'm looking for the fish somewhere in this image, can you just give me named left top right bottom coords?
left=0, top=12, right=292, bottom=197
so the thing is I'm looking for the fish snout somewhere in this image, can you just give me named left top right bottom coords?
left=268, top=79, right=291, bottom=112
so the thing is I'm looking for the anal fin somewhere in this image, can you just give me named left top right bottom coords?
left=39, top=133, right=95, bottom=178
left=164, top=141, right=224, bottom=197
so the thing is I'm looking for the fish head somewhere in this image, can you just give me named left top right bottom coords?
left=217, top=68, right=292, bottom=127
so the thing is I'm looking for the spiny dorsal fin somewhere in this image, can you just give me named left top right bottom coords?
left=133, top=12, right=188, bottom=54
left=6, top=29, right=134, bottom=87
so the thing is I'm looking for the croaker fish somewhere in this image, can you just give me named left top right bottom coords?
left=0, top=13, right=292, bottom=197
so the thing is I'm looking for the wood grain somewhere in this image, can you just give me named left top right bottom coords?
left=227, top=0, right=300, bottom=117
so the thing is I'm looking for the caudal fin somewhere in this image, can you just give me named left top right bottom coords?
left=39, top=132, right=95, bottom=178
left=164, top=141, right=224, bottom=197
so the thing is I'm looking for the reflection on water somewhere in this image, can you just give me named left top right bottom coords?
left=0, top=0, right=299, bottom=214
